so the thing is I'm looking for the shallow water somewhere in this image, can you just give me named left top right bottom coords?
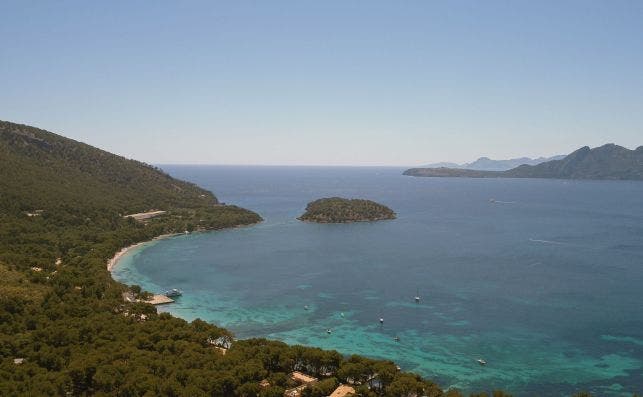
left=112, top=166, right=643, bottom=396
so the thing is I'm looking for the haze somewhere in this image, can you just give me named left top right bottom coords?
left=1, top=1, right=642, bottom=166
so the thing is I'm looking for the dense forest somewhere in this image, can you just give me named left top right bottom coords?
left=298, top=198, right=396, bottom=223
left=0, top=120, right=616, bottom=396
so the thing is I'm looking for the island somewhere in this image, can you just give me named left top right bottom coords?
left=404, top=144, right=643, bottom=180
left=298, top=197, right=396, bottom=223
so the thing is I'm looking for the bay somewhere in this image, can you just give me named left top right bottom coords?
left=112, top=166, right=643, bottom=396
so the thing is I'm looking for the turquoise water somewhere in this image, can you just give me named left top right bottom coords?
left=113, top=166, right=643, bottom=396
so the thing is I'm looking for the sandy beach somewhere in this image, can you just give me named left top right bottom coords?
left=107, top=233, right=177, bottom=272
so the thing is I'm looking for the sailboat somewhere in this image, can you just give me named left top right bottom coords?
left=415, top=288, right=420, bottom=303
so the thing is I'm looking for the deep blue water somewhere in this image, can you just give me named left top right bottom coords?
left=113, top=166, right=643, bottom=396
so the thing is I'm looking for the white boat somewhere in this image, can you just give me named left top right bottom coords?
left=415, top=288, right=420, bottom=303
left=379, top=317, right=384, bottom=324
left=477, top=358, right=487, bottom=366
left=164, top=288, right=182, bottom=297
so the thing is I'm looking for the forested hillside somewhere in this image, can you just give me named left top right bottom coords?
left=0, top=120, right=219, bottom=213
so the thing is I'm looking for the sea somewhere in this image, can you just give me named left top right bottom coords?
left=112, top=166, right=643, bottom=396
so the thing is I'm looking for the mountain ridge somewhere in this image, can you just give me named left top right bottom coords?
left=405, top=144, right=643, bottom=180
left=423, top=154, right=565, bottom=171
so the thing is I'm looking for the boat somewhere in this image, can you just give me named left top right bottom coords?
left=394, top=336, right=400, bottom=342
left=164, top=288, right=182, bottom=297
left=415, top=288, right=420, bottom=303
left=477, top=358, right=487, bottom=366
left=379, top=317, right=384, bottom=324
left=304, top=305, right=309, bottom=310
left=326, top=329, right=332, bottom=334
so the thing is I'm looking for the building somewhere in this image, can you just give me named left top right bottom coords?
left=290, top=371, right=318, bottom=384
left=284, top=385, right=307, bottom=397
left=330, top=384, right=356, bottom=397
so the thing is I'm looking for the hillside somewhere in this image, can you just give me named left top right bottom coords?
left=298, top=197, right=396, bottom=223
left=405, top=144, right=643, bottom=180
left=504, top=144, right=643, bottom=179
left=0, top=120, right=218, bottom=213
left=0, top=121, right=458, bottom=397
left=0, top=121, right=262, bottom=271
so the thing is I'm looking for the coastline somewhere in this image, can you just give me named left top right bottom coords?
left=107, top=221, right=262, bottom=272
left=107, top=233, right=178, bottom=272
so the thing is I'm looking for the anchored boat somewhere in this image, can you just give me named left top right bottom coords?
left=164, top=288, right=182, bottom=298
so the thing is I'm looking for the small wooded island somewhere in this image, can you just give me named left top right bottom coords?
left=298, top=197, right=396, bottom=223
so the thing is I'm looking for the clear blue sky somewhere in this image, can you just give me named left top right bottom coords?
left=2, top=1, right=642, bottom=165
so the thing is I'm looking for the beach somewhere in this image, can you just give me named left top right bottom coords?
left=107, top=233, right=177, bottom=272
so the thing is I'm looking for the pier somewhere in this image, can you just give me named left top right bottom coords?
left=146, top=294, right=174, bottom=305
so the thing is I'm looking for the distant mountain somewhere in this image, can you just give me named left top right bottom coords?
left=423, top=155, right=564, bottom=171
left=504, top=144, right=643, bottom=179
left=465, top=155, right=565, bottom=171
left=422, top=161, right=461, bottom=168
left=405, top=144, right=643, bottom=180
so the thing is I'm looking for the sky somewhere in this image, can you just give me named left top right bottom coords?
left=1, top=1, right=643, bottom=166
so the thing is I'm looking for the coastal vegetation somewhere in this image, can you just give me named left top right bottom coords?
left=0, top=121, right=440, bottom=396
left=0, top=120, right=614, bottom=396
left=404, top=144, right=643, bottom=180
left=298, top=198, right=396, bottom=223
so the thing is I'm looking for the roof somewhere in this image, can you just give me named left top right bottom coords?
left=290, top=371, right=318, bottom=384
left=284, top=385, right=306, bottom=397
left=123, top=210, right=166, bottom=221
left=330, top=384, right=356, bottom=397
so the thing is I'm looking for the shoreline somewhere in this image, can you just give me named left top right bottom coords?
left=107, top=233, right=178, bottom=272
left=107, top=221, right=262, bottom=272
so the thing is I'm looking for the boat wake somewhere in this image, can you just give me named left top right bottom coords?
left=489, top=198, right=516, bottom=204
left=529, top=238, right=566, bottom=245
